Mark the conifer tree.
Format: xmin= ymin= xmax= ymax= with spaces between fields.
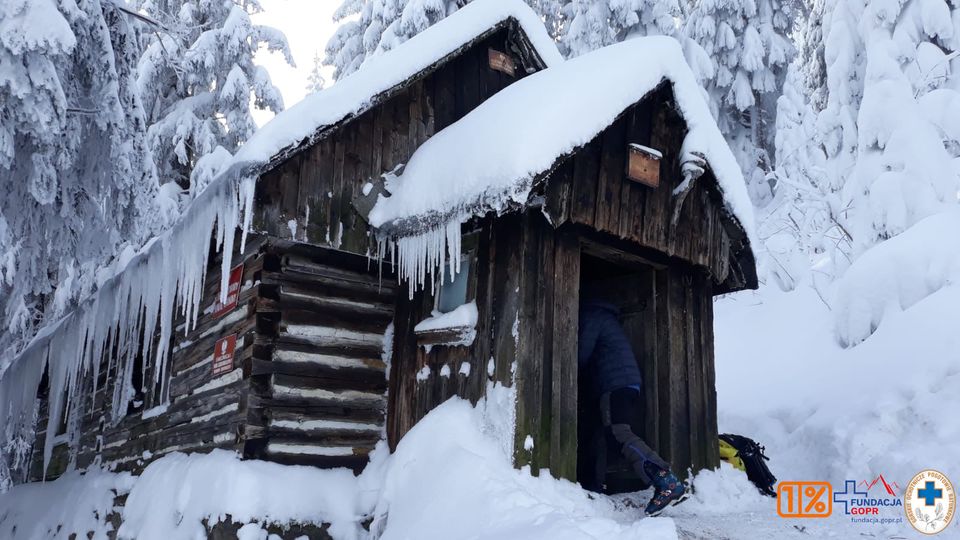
xmin=307 ymin=51 xmax=327 ymax=93
xmin=561 ymin=0 xmax=680 ymax=57
xmin=0 ymin=0 xmax=170 ymax=348
xmin=136 ymin=0 xmax=292 ymax=193
xmin=684 ymin=0 xmax=799 ymax=207
xmin=325 ymin=0 xmax=467 ymax=80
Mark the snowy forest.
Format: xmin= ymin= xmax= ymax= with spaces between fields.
xmin=0 ymin=0 xmax=958 ymax=537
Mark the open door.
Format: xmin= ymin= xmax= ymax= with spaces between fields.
xmin=576 ymin=251 xmax=659 ymax=494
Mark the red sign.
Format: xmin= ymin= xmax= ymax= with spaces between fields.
xmin=212 ymin=334 xmax=237 ymax=376
xmin=212 ymin=264 xmax=244 ymax=318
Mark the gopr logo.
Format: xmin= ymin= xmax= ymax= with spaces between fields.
xmin=905 ymin=469 xmax=956 ymax=535
xmin=833 ymin=479 xmax=903 ymax=517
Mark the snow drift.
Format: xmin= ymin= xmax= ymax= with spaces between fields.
xmin=833 ymin=209 xmax=960 ymax=346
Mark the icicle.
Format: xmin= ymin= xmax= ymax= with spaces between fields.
xmin=376 ymin=216 xmax=466 ymax=300
xmin=0 ymin=167 xmax=261 ymax=479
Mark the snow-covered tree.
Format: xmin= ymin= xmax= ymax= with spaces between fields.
xmin=0 ymin=0 xmax=172 ymax=349
xmin=325 ymin=0 xmax=468 ymax=80
xmin=684 ymin=0 xmax=800 ymax=207
xmin=837 ymin=0 xmax=959 ymax=254
xmin=307 ymin=50 xmax=326 ymax=93
xmin=561 ymin=0 xmax=681 ymax=57
xmin=770 ymin=0 xmax=960 ymax=272
xmin=760 ymin=0 xmax=960 ymax=346
xmin=136 ymin=0 xmax=292 ymax=193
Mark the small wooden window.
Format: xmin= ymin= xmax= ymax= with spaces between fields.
xmin=626 ymin=143 xmax=662 ymax=188
xmin=416 ymin=233 xmax=480 ymax=349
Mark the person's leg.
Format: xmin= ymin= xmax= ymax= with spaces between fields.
xmin=602 ymin=387 xmax=670 ymax=483
xmin=601 ymin=387 xmax=687 ymax=515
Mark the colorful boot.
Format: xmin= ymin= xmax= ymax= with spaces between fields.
xmin=644 ymin=467 xmax=688 ymax=516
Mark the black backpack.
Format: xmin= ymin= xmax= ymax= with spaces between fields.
xmin=719 ymin=433 xmax=777 ymax=497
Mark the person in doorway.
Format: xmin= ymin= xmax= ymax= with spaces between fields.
xmin=578 ymin=298 xmax=688 ymax=516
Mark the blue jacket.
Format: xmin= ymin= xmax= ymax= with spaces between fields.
xmin=578 ymin=300 xmax=642 ymax=395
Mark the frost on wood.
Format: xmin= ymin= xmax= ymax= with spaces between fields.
xmin=414 ymin=302 xmax=479 ymax=334
xmin=0 ymin=165 xmax=258 ymax=479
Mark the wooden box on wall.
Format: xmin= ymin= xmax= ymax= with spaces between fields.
xmin=626 ymin=143 xmax=662 ymax=188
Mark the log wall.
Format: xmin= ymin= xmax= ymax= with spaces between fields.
xmin=28 ymin=236 xmax=269 ymax=481
xmin=26 ymin=237 xmax=396 ymax=481
xmin=245 ymin=242 xmax=395 ymax=471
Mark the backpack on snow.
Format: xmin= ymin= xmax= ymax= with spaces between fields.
xmin=718 ymin=433 xmax=777 ymax=497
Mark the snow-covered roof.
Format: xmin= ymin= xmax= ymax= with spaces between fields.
xmin=367 ymin=36 xmax=756 ymax=244
xmin=233 ymin=0 xmax=563 ymax=167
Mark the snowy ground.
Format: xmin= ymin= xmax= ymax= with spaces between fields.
xmin=1 ymin=283 xmax=957 ymax=539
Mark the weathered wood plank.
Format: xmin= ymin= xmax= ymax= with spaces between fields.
xmin=701 ymin=275 xmax=720 ymax=469
xmin=686 ymin=273 xmax=705 ymax=473
xmin=514 ymin=213 xmax=552 ymax=474
xmin=666 ymin=272 xmax=691 ymax=477
xmin=594 ymin=116 xmax=627 ymax=234
xmin=569 ymin=139 xmax=602 ymax=227
xmin=549 ymin=228 xmax=579 ymax=481
xmin=490 ymin=214 xmax=522 ymax=387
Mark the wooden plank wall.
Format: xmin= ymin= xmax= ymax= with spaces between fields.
xmin=387 ymin=220 xmax=498 ymax=447
xmin=386 ymin=213 xmax=581 ymax=481
xmin=385 ymin=210 xmax=721 ymax=483
xmin=28 ymin=237 xmax=268 ymax=481
xmin=545 ymin=84 xmax=732 ymax=284
xmin=512 ymin=215 xmax=581 ymax=481
xmin=254 ymin=28 xmax=531 ymax=257
xmin=246 ymin=242 xmax=395 ymax=472
xmin=650 ymin=267 xmax=720 ymax=476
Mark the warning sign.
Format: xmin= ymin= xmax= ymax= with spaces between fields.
xmin=212 ymin=264 xmax=244 ymax=319
xmin=212 ymin=334 xmax=237 ymax=377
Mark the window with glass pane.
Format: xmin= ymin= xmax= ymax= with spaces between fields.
xmin=437 ymin=257 xmax=470 ymax=313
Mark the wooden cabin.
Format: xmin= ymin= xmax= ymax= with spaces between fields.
xmin=10 ymin=0 xmax=755 ymax=500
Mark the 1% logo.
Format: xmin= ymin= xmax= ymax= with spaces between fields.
xmin=777 ymin=482 xmax=833 ymax=518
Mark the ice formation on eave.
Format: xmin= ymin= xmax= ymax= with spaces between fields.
xmin=369 ymin=36 xmax=755 ymax=299
xmin=231 ymin=0 xmax=563 ymax=167
xmin=0 ymin=163 xmax=258 ymax=479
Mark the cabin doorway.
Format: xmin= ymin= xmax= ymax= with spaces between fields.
xmin=576 ymin=246 xmax=659 ymax=495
